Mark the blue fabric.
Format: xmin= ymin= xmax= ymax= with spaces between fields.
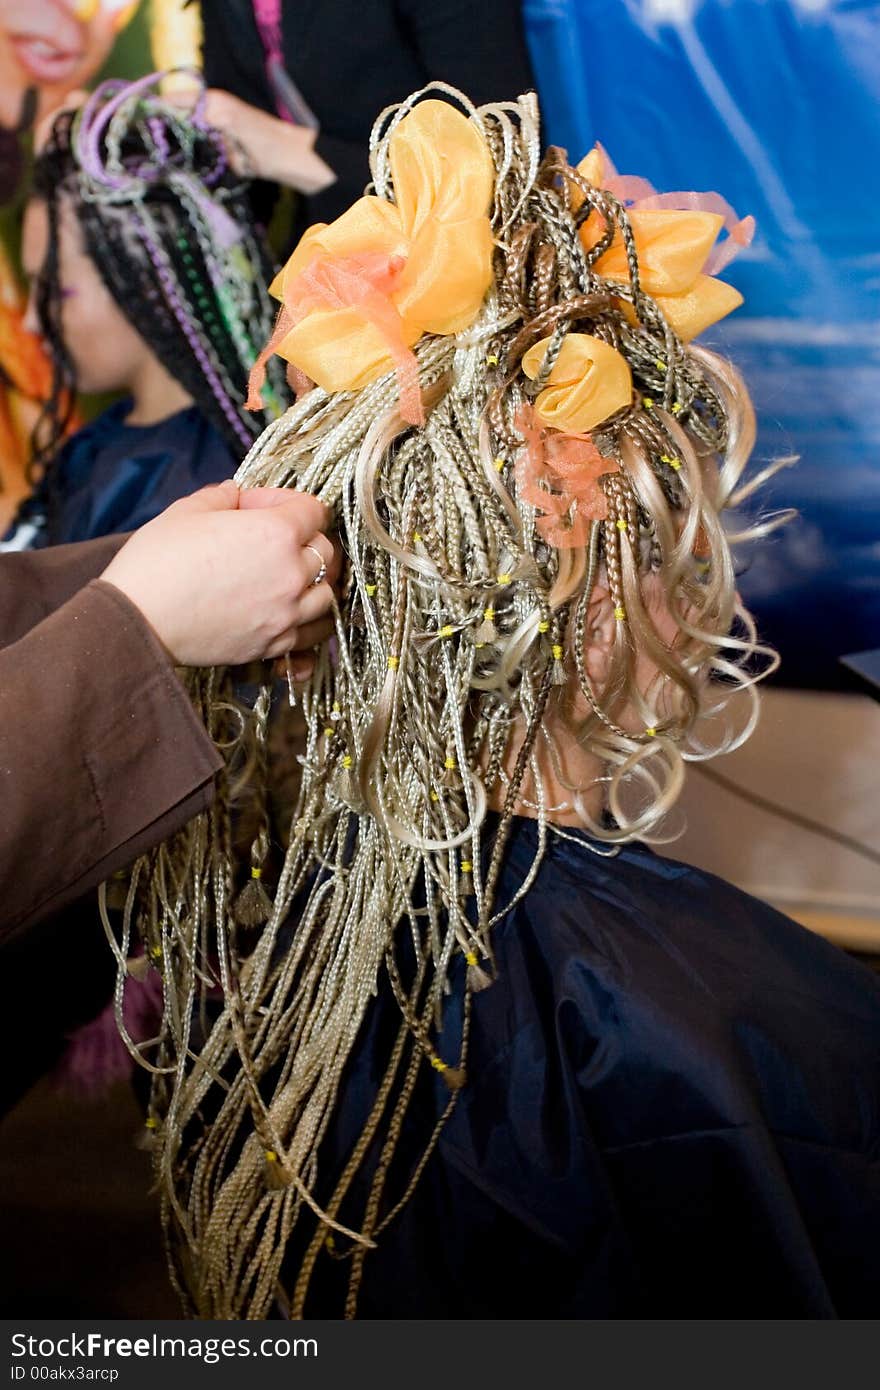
xmin=39 ymin=398 xmax=236 ymax=546
xmin=294 ymin=818 xmax=880 ymax=1316
xmin=522 ymin=0 xmax=880 ymax=688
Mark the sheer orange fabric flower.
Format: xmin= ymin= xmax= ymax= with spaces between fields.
xmin=574 ymin=145 xmax=752 ymax=341
xmin=515 ymin=404 xmax=618 ymax=549
xmin=247 ymin=100 xmax=494 ymax=423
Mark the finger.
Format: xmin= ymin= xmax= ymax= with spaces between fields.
xmin=288 ymin=615 xmax=335 ymax=651
xmin=265 ymin=631 xmax=320 ymax=663
xmin=291 ymin=579 xmax=335 ymax=625
xmin=303 ymin=532 xmax=345 ymax=589
xmin=202 ymin=89 xmax=238 ymax=119
xmin=264 ymin=610 xmax=336 ymax=661
xmin=272 ymin=490 xmax=333 ymax=541
xmin=301 ymin=532 xmax=333 ymax=583
xmin=267 ymin=618 xmax=335 ymax=667
xmin=271 ymin=617 xmax=334 ymax=680
xmin=273 ymin=652 xmax=315 ymax=680
xmin=275 ymin=651 xmax=316 ymax=683
xmin=237 ymin=485 xmax=303 ymax=510
xmin=240 ymin=487 xmax=333 ymax=539
xmin=170 ymin=479 xmax=240 ymax=514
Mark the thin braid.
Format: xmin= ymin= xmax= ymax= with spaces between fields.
xmin=138 ymin=213 xmax=253 ymax=450
xmin=28 ymin=113 xmax=78 ymax=482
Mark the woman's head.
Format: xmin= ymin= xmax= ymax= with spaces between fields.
xmin=240 ymin=93 xmax=775 ymax=842
xmin=130 ymin=89 xmax=785 ymax=1318
xmin=24 ymin=71 xmax=289 ymax=473
xmin=22 ymin=192 xmax=154 ymax=395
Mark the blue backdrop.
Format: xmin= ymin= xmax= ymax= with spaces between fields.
xmin=523 ymin=0 xmax=880 ymax=687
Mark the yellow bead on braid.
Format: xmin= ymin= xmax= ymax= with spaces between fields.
xmin=551 ymin=641 xmax=566 ymax=685
xmin=429 ymin=1054 xmax=466 ymax=1091
xmin=474 ymin=605 xmax=497 ymax=645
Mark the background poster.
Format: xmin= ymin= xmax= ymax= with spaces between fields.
xmin=525 ymin=0 xmax=880 ymax=687
xmin=3 ymin=1 xmax=877 ymax=687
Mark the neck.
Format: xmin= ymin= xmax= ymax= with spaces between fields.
xmin=125 ymin=353 xmax=195 ymax=426
xmin=484 ymin=688 xmax=608 ymax=829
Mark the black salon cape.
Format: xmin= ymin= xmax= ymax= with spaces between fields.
xmin=294 ymin=819 xmax=880 ymax=1318
xmin=14 ymin=399 xmax=235 ymax=548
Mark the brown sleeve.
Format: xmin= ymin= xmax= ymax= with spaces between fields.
xmin=0 ymin=534 xmax=127 ymax=649
xmin=0 ymin=578 xmax=223 ymax=944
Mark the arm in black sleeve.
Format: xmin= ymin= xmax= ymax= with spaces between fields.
xmin=200 ymin=0 xmax=275 ymax=113
xmin=396 ymin=0 xmax=537 ymax=107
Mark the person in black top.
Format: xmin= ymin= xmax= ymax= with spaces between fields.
xmin=198 ymin=0 xmax=537 ymax=236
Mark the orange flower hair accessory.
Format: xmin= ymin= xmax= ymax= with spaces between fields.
xmin=247 ymin=100 xmax=495 ymax=424
xmin=515 ymin=405 xmax=618 ymax=549
xmin=574 ymin=144 xmax=754 ymax=341
xmin=521 ymin=333 xmax=633 ymax=435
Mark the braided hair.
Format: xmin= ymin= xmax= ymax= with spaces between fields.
xmin=114 ymin=87 xmax=783 ymax=1318
xmin=29 ymin=71 xmax=288 ymax=480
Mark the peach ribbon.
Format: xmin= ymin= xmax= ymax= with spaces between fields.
xmin=247 ymin=99 xmax=494 ymax=423
xmin=247 ymin=249 xmax=424 ymax=421
xmin=574 ymin=145 xmax=754 ymax=340
xmin=515 ymin=405 xmax=618 ymax=550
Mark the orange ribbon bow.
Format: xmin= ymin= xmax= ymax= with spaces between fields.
xmin=521 ymin=333 xmax=633 ymax=435
xmin=574 ymin=145 xmax=754 ymax=340
xmin=247 ymin=100 xmax=495 ymax=424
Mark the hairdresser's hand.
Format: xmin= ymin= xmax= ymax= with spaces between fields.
xmin=170 ymin=88 xmax=336 ymax=194
xmin=100 ymin=480 xmax=339 ymax=667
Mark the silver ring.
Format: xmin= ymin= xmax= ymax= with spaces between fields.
xmin=304 ymin=543 xmax=327 ymax=587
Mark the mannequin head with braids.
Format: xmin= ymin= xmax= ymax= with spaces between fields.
xmin=118 ymin=87 xmax=786 ymax=1318
xmin=21 ymin=70 xmax=289 ymax=480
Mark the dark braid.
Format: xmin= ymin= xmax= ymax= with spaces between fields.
xmin=29 ymin=112 xmax=79 ymax=484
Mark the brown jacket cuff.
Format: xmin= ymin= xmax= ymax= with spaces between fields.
xmin=0 ymin=579 xmax=222 ymax=941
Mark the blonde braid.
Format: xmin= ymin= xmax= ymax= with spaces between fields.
xmin=117 ymin=88 xmax=782 ymax=1318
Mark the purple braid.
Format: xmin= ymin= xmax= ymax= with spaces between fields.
xmin=202 ymin=134 xmax=228 ymax=189
xmin=78 ymin=73 xmax=162 ymax=187
xmin=77 ymin=71 xmax=215 ymax=191
xmin=148 ymin=115 xmax=171 ymax=167
xmin=139 ymin=216 xmax=253 ymax=451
